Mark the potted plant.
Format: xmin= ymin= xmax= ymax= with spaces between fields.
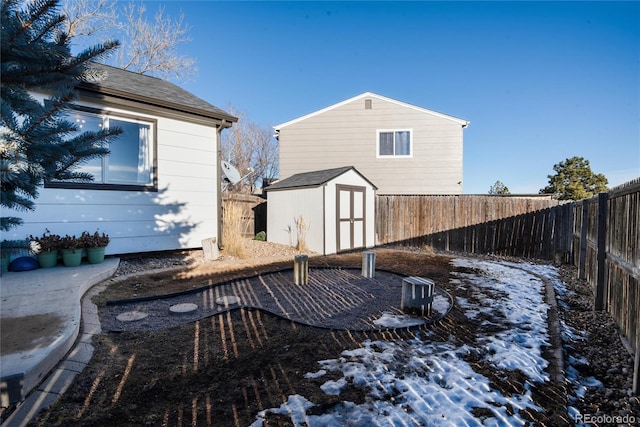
xmin=29 ymin=230 xmax=62 ymax=268
xmin=59 ymin=234 xmax=83 ymax=267
xmin=79 ymin=231 xmax=110 ymax=264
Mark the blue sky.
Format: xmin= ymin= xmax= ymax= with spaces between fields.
xmin=131 ymin=1 xmax=638 ymax=194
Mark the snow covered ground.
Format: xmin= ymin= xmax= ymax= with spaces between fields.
xmin=251 ymin=257 xmax=569 ymax=426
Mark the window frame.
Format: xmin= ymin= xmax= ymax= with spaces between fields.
xmin=45 ymin=105 xmax=158 ymax=192
xmin=376 ymin=129 xmax=413 ymax=158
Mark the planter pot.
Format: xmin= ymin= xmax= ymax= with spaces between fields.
xmin=86 ymin=247 xmax=106 ymax=264
xmin=61 ymin=248 xmax=83 ymax=267
xmin=37 ymin=250 xmax=59 ymax=268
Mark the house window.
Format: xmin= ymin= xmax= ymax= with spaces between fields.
xmin=377 ymin=129 xmax=412 ymax=157
xmin=47 ymin=106 xmax=157 ymax=191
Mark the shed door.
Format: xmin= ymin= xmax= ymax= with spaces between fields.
xmin=336 ymin=185 xmax=366 ymax=252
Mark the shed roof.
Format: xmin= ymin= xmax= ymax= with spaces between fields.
xmin=265 ymin=166 xmax=377 ymax=191
xmin=274 ymin=92 xmax=469 ymax=131
xmin=78 ymin=63 xmax=237 ymax=123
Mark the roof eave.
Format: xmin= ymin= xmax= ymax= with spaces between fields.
xmin=264 ymin=183 xmax=322 ymax=192
xmin=79 ymin=83 xmax=238 ymax=123
xmin=274 ymin=91 xmax=468 ymax=130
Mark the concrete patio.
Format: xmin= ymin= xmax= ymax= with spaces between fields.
xmin=0 ymin=259 xmax=119 ymax=426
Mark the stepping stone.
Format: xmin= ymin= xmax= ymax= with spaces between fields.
xmin=215 ymin=295 xmax=239 ymax=307
xmin=117 ymin=311 xmax=148 ymax=322
xmin=169 ymin=303 xmax=198 ymax=314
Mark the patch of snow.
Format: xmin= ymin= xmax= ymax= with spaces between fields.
xmin=252 ymin=257 xmax=563 ymax=426
xmin=451 ymin=258 xmax=551 ymax=383
xmin=455 ymin=296 xmax=482 ymax=320
xmin=432 ymin=293 xmax=450 ymax=315
xmin=372 ymin=312 xmax=424 ymax=328
xmin=304 ymin=369 xmax=326 ymax=379
xmin=560 ymin=319 xmax=587 ymax=342
xmin=320 ymin=378 xmax=346 ymax=395
xmin=250 ymin=394 xmax=314 ymax=427
xmin=566 ymin=365 xmax=603 ymax=398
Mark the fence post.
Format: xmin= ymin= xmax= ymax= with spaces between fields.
xmin=594 ymin=193 xmax=608 ymax=311
xmin=578 ymin=202 xmax=588 ymax=279
xmin=634 ymin=322 xmax=640 ymax=395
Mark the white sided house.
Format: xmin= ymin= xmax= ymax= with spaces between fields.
xmin=275 ymin=92 xmax=469 ymax=195
xmin=265 ymin=166 xmax=377 ymax=255
xmin=3 ymin=63 xmax=237 ymax=255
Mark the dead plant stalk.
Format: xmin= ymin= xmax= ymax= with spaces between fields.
xmin=294 ymin=215 xmax=310 ymax=251
xmin=222 ymin=201 xmax=248 ymax=257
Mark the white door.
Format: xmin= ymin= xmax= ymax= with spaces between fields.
xmin=336 ymin=185 xmax=366 ymax=252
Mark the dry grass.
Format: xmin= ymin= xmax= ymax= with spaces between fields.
xmin=222 ymin=201 xmax=247 ymax=257
xmin=294 ymin=215 xmax=310 ymax=251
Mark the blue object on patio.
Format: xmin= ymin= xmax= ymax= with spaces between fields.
xmin=9 ymin=256 xmax=39 ymax=272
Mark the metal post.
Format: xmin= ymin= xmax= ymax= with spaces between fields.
xmin=293 ymin=255 xmax=308 ymax=285
xmin=362 ymin=251 xmax=376 ymax=278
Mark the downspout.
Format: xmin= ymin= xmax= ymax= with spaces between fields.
xmin=217 ymin=119 xmax=232 ymax=250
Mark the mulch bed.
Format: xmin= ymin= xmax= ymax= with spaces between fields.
xmin=100 ymin=268 xmax=451 ymax=332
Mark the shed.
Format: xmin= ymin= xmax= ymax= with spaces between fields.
xmin=265 ymin=166 xmax=377 ymax=255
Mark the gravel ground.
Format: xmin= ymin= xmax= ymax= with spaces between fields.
xmin=114 ymin=239 xmax=307 ymax=277
xmin=111 ymin=241 xmax=640 ymax=422
xmin=555 ymin=264 xmax=640 ymax=423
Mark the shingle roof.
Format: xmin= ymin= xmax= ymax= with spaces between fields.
xmin=79 ymin=63 xmax=237 ymax=122
xmin=265 ymin=166 xmax=377 ymax=191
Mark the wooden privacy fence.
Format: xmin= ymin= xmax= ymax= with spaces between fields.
xmin=375 ymin=195 xmax=571 ymax=259
xmin=375 ymin=183 xmax=640 ymax=389
xmin=572 ymin=180 xmax=640 ymax=372
xmin=222 ymin=193 xmax=266 ymax=238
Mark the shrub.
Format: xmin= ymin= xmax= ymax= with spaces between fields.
xmin=254 ymin=231 xmax=266 ymax=241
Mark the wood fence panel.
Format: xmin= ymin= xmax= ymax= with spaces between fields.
xmin=603 ymin=183 xmax=640 ymax=346
xmin=222 ymin=193 xmax=266 ymax=238
xmin=568 ymin=179 xmax=640 ymax=390
xmin=374 ymin=183 xmax=640 ymax=385
xmin=375 ymin=195 xmax=567 ymax=259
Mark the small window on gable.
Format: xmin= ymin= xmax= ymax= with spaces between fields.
xmin=377 ymin=129 xmax=412 ymax=158
xmin=46 ymin=106 xmax=157 ymax=191
xmin=365 ymin=99 xmax=372 ymax=110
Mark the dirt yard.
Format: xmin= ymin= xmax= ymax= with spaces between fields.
xmin=23 ymin=244 xmax=636 ymax=426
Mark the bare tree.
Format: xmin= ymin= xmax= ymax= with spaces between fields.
xmin=61 ymin=0 xmax=118 ymax=38
xmin=61 ymin=0 xmax=197 ymax=82
xmin=222 ymin=105 xmax=279 ymax=194
xmin=115 ymin=3 xmax=196 ymax=80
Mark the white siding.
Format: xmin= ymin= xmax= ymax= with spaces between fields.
xmin=2 ymin=101 xmax=220 ymax=255
xmin=266 ymin=187 xmax=325 ymax=254
xmin=278 ymin=95 xmax=465 ymax=195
